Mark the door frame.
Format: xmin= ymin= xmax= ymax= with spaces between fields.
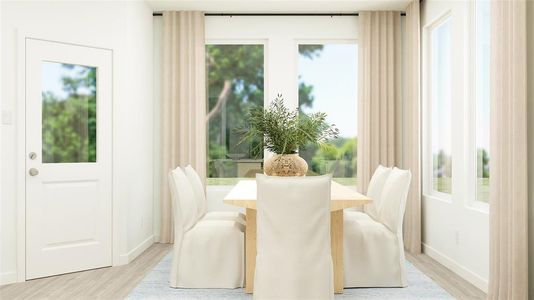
xmin=15 ymin=30 xmax=120 ymax=282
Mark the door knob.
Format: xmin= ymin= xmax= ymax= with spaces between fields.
xmin=29 ymin=168 xmax=39 ymax=176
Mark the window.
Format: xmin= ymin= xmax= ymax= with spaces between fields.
xmin=204 ymin=16 xmax=358 ymax=186
xmin=206 ymin=45 xmax=264 ymax=185
xmin=430 ymin=18 xmax=452 ymax=194
xmin=475 ymin=0 xmax=490 ymax=203
xmin=298 ymin=44 xmax=358 ymax=186
xmin=42 ymin=62 xmax=97 ymax=163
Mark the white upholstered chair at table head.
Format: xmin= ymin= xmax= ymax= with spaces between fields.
xmin=363 ymin=165 xmax=392 ymax=219
xmin=168 ymin=167 xmax=245 ymax=288
xmin=254 ymin=174 xmax=334 ymax=300
xmin=344 ymin=166 xmax=412 ymax=288
xmin=184 ymin=165 xmax=245 ymax=225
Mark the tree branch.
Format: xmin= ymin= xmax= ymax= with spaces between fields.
xmin=206 ymin=79 xmax=232 ymax=122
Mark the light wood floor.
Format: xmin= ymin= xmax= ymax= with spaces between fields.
xmin=1 ymin=244 xmax=485 ymax=300
xmin=0 ymin=244 xmax=172 ymax=300
xmin=406 ymin=252 xmax=487 ymax=300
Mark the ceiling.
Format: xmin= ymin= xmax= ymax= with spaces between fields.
xmin=146 ymin=0 xmax=412 ymax=13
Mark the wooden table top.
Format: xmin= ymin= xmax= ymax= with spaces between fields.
xmin=223 ymin=179 xmax=372 ymax=211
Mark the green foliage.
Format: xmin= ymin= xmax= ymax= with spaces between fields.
xmin=433 ymin=149 xmax=452 ymax=193
xmin=307 ymin=137 xmax=357 ymax=177
xmin=206 ymin=45 xmax=266 ymax=178
xmin=237 ymin=94 xmax=339 ymax=155
xmin=298 ymin=45 xmax=324 ymax=59
xmin=295 ymin=44 xmax=358 ymax=180
xmin=42 ymin=64 xmax=96 ymax=163
xmin=206 ymin=45 xmax=264 ymax=167
xmin=434 ymin=149 xmax=489 ymax=197
xmin=433 ymin=149 xmax=452 ymax=178
xmin=206 ymin=44 xmax=327 ymax=179
xmin=297 ymin=45 xmax=324 ymax=112
xmin=477 ymin=148 xmax=490 ymax=178
xmin=298 ymin=81 xmax=315 ymax=112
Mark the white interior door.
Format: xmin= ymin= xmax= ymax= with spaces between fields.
xmin=25 ymin=38 xmax=112 ymax=280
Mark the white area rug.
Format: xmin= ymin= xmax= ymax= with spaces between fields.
xmin=128 ymin=253 xmax=453 ymax=299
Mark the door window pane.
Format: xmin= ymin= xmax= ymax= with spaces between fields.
xmin=206 ymin=45 xmax=264 ymax=185
xmin=42 ymin=62 xmax=97 ymax=163
xmin=298 ymin=44 xmax=358 ymax=186
xmin=475 ymin=0 xmax=490 ymax=202
xmin=431 ymin=19 xmax=452 ymax=194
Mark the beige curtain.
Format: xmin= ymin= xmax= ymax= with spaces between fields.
xmin=489 ymin=0 xmax=529 ymax=298
xmin=160 ymin=11 xmax=207 ymax=243
xmin=402 ymin=0 xmax=422 ymax=254
xmin=357 ymin=11 xmax=402 ymax=193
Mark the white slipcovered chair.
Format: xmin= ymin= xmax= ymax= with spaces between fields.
xmin=344 ymin=166 xmax=412 ymax=288
xmin=254 ymin=174 xmax=334 ymax=300
xmin=184 ymin=165 xmax=246 ymax=225
xmin=169 ymin=167 xmax=245 ymax=288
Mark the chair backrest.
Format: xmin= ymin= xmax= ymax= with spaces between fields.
xmin=184 ymin=165 xmax=207 ymax=219
xmin=168 ymin=167 xmax=199 ymax=234
xmin=377 ymin=167 xmax=412 ymax=234
xmin=254 ymin=174 xmax=333 ymax=300
xmin=364 ymin=165 xmax=392 ymax=220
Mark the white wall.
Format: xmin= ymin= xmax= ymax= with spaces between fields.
xmin=527 ymin=0 xmax=534 ymax=297
xmin=1 ymin=0 xmax=154 ymax=284
xmin=147 ymin=0 xmax=412 ymax=12
xmin=122 ymin=0 xmax=155 ymax=259
xmin=153 ymin=16 xmax=163 ymax=241
xmin=421 ymin=0 xmax=488 ymax=292
xmin=152 ymin=15 xmax=360 ymax=223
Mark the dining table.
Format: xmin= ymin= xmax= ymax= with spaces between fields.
xmin=223 ymin=179 xmax=372 ymax=294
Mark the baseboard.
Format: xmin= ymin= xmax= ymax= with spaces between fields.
xmin=422 ymin=243 xmax=488 ymax=292
xmin=2 ymin=237 xmax=155 ymax=284
xmin=118 ymin=235 xmax=154 ymax=265
xmin=0 ymin=271 xmax=18 ymax=286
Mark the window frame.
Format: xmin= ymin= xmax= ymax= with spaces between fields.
xmin=204 ymin=16 xmax=359 ymax=185
xmin=204 ymin=42 xmax=267 ymax=184
xmin=467 ymin=0 xmax=490 ymax=211
xmin=423 ymin=11 xmax=454 ymax=202
xmin=423 ymin=6 xmax=490 ymax=214
xmin=295 ymin=40 xmax=359 ymax=184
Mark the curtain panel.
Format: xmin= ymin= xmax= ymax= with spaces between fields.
xmin=357 ymin=7 xmax=421 ymax=254
xmin=357 ymin=11 xmax=402 ymax=195
xmin=160 ymin=11 xmax=207 ymax=243
xmin=489 ymin=0 xmax=529 ymax=298
xmin=402 ymin=0 xmax=422 ymax=254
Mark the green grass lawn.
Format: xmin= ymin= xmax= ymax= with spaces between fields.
xmin=476 ymin=178 xmax=489 ymax=203
xmin=433 ymin=177 xmax=489 ymax=203
xmin=207 ymin=178 xmax=243 ymax=185
xmin=209 ymin=176 xmax=489 ymax=203
xmin=433 ymin=176 xmax=451 ymax=194
xmin=208 ymin=176 xmax=358 ymax=187
xmin=333 ymin=177 xmax=358 ymax=187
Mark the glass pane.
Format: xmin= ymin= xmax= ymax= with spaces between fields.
xmin=42 ymin=62 xmax=97 ymax=163
xmin=431 ymin=19 xmax=452 ymax=194
xmin=475 ymin=0 xmax=490 ymax=202
xmin=298 ymin=44 xmax=358 ymax=187
xmin=206 ymin=45 xmax=264 ymax=185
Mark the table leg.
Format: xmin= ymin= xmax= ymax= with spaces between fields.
xmin=331 ymin=210 xmax=344 ymax=293
xmin=245 ymin=208 xmax=257 ymax=294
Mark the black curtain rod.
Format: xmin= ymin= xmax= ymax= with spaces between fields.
xmin=152 ymin=12 xmax=407 ymax=17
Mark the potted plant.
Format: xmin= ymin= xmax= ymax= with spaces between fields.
xmin=237 ymin=94 xmax=339 ymax=176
